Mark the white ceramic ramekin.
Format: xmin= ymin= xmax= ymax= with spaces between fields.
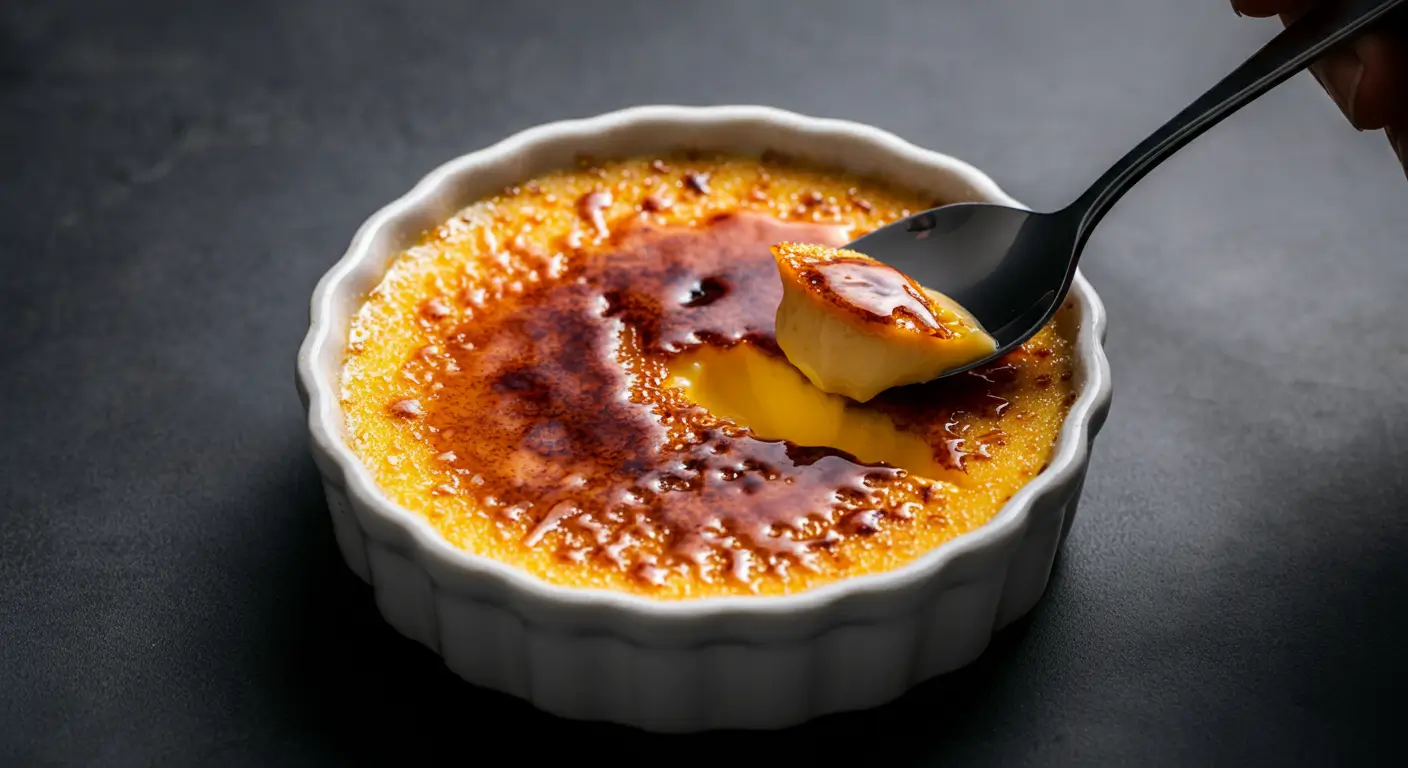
xmin=295 ymin=106 xmax=1113 ymax=732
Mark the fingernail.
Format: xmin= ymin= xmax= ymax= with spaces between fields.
xmin=1311 ymin=47 xmax=1365 ymax=127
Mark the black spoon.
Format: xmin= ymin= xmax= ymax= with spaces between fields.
xmin=848 ymin=0 xmax=1405 ymax=377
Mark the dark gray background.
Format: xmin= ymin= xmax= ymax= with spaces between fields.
xmin=4 ymin=0 xmax=1406 ymax=764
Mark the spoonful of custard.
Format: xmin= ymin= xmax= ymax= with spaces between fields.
xmin=773 ymin=242 xmax=996 ymax=402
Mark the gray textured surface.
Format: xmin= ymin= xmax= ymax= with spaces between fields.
xmin=3 ymin=0 xmax=1406 ymax=764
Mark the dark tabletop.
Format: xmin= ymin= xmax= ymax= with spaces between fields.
xmin=4 ymin=0 xmax=1407 ymax=764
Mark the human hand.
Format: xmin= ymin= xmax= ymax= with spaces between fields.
xmin=1233 ymin=0 xmax=1408 ymax=172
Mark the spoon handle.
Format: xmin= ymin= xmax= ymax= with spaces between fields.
xmin=1068 ymin=0 xmax=1406 ymax=240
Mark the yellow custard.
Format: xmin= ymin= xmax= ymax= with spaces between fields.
xmin=772 ymin=242 xmax=997 ymax=402
xmin=340 ymin=153 xmax=1079 ymax=599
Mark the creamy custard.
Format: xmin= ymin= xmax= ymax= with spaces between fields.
xmin=340 ymin=153 xmax=1078 ymax=599
xmin=772 ymin=242 xmax=998 ymax=402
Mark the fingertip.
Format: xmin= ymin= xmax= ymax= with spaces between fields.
xmin=1344 ymin=33 xmax=1408 ymax=130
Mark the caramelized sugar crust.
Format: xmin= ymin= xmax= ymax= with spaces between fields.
xmin=774 ymin=242 xmax=954 ymax=337
xmin=340 ymin=154 xmax=1078 ymax=598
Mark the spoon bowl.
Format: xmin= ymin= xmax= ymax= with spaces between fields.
xmin=847 ymin=203 xmax=1072 ymax=376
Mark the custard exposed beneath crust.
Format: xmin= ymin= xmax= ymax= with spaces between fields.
xmin=772 ymin=243 xmax=997 ymax=402
xmin=340 ymin=154 xmax=1078 ymax=599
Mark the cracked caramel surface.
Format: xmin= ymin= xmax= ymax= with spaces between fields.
xmin=776 ymin=243 xmax=960 ymax=338
xmin=340 ymin=153 xmax=1078 ymax=598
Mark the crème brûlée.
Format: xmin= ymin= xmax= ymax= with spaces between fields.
xmin=340 ymin=153 xmax=1080 ymax=599
xmin=772 ymin=242 xmax=998 ymax=402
